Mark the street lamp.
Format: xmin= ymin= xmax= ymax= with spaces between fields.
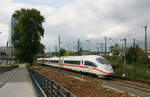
xmin=121 ymin=38 xmax=127 ymax=77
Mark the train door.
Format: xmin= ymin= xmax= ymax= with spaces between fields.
xmin=82 ymin=59 xmax=89 ymax=73
xmin=78 ymin=58 xmax=83 ymax=72
xmin=61 ymin=57 xmax=64 ymax=69
xmin=85 ymin=61 xmax=92 ymax=73
xmin=84 ymin=61 xmax=97 ymax=74
xmin=59 ymin=57 xmax=63 ymax=68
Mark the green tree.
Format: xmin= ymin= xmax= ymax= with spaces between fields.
xmin=64 ymin=51 xmax=74 ymax=56
xmin=59 ymin=48 xmax=66 ymax=56
xmin=110 ymin=44 xmax=122 ymax=55
xmin=126 ymin=45 xmax=147 ymax=64
xmin=12 ymin=8 xmax=45 ymax=65
xmin=126 ymin=46 xmax=136 ymax=63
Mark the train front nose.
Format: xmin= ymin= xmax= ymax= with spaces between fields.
xmin=109 ymin=69 xmax=114 ymax=75
xmin=95 ymin=66 xmax=113 ymax=77
xmin=104 ymin=65 xmax=114 ymax=75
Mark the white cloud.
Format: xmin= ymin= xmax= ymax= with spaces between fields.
xmin=0 ymin=0 xmax=150 ymax=50
xmin=0 ymin=24 xmax=9 ymax=46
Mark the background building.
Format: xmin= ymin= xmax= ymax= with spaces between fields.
xmin=2 ymin=17 xmax=17 ymax=57
xmin=8 ymin=17 xmax=17 ymax=48
xmin=0 ymin=47 xmax=7 ymax=58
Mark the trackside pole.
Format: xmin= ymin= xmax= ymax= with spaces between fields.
xmin=122 ymin=38 xmax=127 ymax=77
xmin=58 ymin=35 xmax=61 ymax=70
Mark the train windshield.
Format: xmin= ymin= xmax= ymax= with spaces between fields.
xmin=96 ymin=58 xmax=110 ymax=65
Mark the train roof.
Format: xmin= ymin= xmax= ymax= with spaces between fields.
xmin=62 ymin=55 xmax=102 ymax=58
xmin=53 ymin=55 xmax=103 ymax=60
xmin=38 ymin=55 xmax=104 ymax=60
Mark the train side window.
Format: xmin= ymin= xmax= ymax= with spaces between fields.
xmin=55 ymin=60 xmax=58 ymax=63
xmin=84 ymin=61 xmax=97 ymax=67
xmin=64 ymin=60 xmax=80 ymax=65
xmin=96 ymin=58 xmax=110 ymax=65
xmin=45 ymin=60 xmax=48 ymax=62
xmin=50 ymin=60 xmax=58 ymax=63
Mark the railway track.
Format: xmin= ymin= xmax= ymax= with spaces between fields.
xmin=112 ymin=75 xmax=150 ymax=85
xmin=37 ymin=64 xmax=150 ymax=93
xmin=103 ymin=76 xmax=150 ymax=93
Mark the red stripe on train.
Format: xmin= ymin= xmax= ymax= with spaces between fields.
xmin=44 ymin=62 xmax=88 ymax=68
xmin=63 ymin=64 xmax=88 ymax=68
xmin=92 ymin=68 xmax=113 ymax=74
xmin=43 ymin=62 xmax=112 ymax=74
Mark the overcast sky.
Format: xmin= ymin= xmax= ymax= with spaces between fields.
xmin=0 ymin=0 xmax=150 ymax=52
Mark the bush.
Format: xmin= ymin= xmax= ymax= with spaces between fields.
xmin=126 ymin=47 xmax=136 ymax=63
xmin=136 ymin=54 xmax=150 ymax=65
xmin=125 ymin=45 xmax=148 ymax=64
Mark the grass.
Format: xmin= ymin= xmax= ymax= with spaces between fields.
xmin=0 ymin=66 xmax=18 ymax=73
xmin=106 ymin=56 xmax=150 ymax=80
xmin=13 ymin=63 xmax=22 ymax=66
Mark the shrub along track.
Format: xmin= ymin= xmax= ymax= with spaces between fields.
xmin=35 ymin=64 xmax=150 ymax=95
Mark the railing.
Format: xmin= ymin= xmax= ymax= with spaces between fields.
xmin=27 ymin=66 xmax=76 ymax=97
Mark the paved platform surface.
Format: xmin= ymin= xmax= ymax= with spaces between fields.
xmin=0 ymin=65 xmax=36 ymax=97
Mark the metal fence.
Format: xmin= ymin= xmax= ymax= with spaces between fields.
xmin=27 ymin=67 xmax=76 ymax=97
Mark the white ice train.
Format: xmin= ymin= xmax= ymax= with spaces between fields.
xmin=37 ymin=55 xmax=114 ymax=77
